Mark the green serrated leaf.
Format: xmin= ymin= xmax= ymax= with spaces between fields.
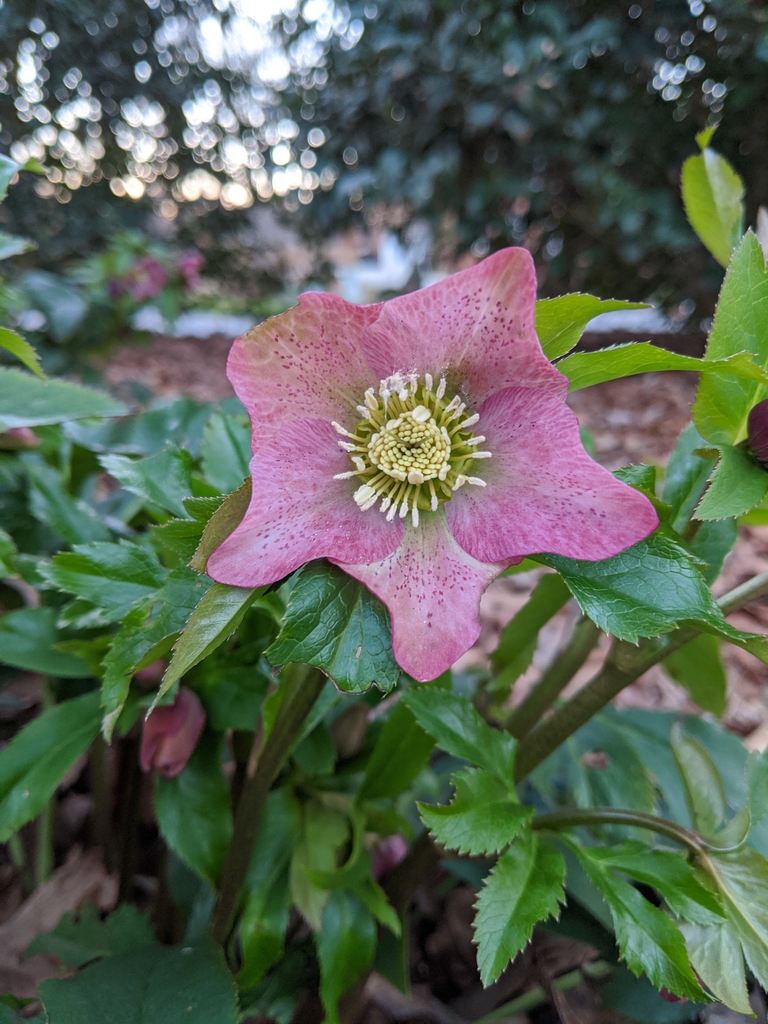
xmin=558 ymin=343 xmax=768 ymax=393
xmin=572 ymin=844 xmax=707 ymax=1002
xmin=63 ymin=397 xmax=210 ymax=457
xmin=190 ymin=480 xmax=251 ymax=573
xmin=0 ymin=691 xmax=100 ymax=841
xmin=548 ymin=532 xmax=733 ymax=643
xmin=695 ymin=443 xmax=768 ymax=520
xmin=267 ymin=561 xmax=399 ymax=695
xmin=663 ymin=634 xmax=727 ymax=717
xmin=663 ymin=423 xmax=715 ymax=531
xmin=23 ymin=454 xmax=111 ymax=546
xmin=682 ymin=144 xmax=744 ymax=267
xmin=100 ymin=448 xmax=193 ymax=519
xmin=535 ymin=295 xmax=648 ymax=361
xmin=681 ymin=920 xmax=753 ymax=1016
xmin=701 ymin=844 xmax=768 ymax=992
xmin=155 ymin=583 xmax=263 ymax=712
xmin=0 ymin=328 xmax=44 ymax=379
xmin=27 ymin=904 xmax=153 ymax=966
xmin=403 ymin=688 xmax=517 ymax=789
xmin=693 ymin=232 xmax=768 ymax=446
xmin=418 ymin=768 xmax=532 ymax=855
xmin=37 ymin=939 xmax=238 ymax=1024
xmin=39 ymin=541 xmax=167 ymax=622
xmin=290 ymin=801 xmax=350 ymax=931
xmin=154 ymin=732 xmax=232 ymax=887
xmin=672 ymin=725 xmax=727 ymax=838
xmin=474 ymin=831 xmax=565 ymax=985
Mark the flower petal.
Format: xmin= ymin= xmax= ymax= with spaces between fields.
xmin=207 ymin=418 xmax=403 ymax=586
xmin=227 ymin=292 xmax=382 ymax=452
xmin=446 ymin=387 xmax=659 ymax=563
xmin=334 ymin=512 xmax=511 ymax=681
xmin=361 ymin=247 xmax=565 ymax=407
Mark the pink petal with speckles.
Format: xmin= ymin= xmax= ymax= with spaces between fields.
xmin=207 ymin=418 xmax=403 ymax=587
xmin=446 ymin=387 xmax=659 ymax=563
xmin=360 ymin=248 xmax=565 ymax=408
xmin=334 ymin=512 xmax=513 ymax=681
xmin=227 ymin=292 xmax=383 ymax=453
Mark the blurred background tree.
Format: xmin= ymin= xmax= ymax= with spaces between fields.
xmin=1 ymin=0 xmax=767 ymax=307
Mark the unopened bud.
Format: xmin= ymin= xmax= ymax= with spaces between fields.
xmin=659 ymin=989 xmax=688 ymax=1004
xmin=748 ymin=398 xmax=768 ymax=468
xmin=140 ymin=687 xmax=205 ymax=779
xmin=371 ymin=834 xmax=408 ymax=883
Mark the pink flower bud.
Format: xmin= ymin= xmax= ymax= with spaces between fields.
xmin=371 ymin=834 xmax=408 ymax=883
xmin=177 ymin=250 xmax=204 ymax=291
xmin=748 ymin=398 xmax=768 ymax=468
xmin=0 ymin=427 xmax=40 ymax=449
xmin=140 ymin=687 xmax=205 ymax=779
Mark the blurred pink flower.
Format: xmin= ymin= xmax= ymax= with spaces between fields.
xmin=659 ymin=989 xmax=688 ymax=1004
xmin=140 ymin=687 xmax=205 ymax=779
xmin=207 ymin=248 xmax=658 ymax=681
xmin=178 ymin=250 xmax=204 ymax=291
xmin=110 ymin=256 xmax=168 ymax=302
xmin=371 ymin=834 xmax=408 ymax=883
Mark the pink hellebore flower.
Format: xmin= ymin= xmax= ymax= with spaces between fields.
xmin=177 ymin=250 xmax=205 ymax=291
xmin=124 ymin=256 xmax=168 ymax=302
xmin=140 ymin=687 xmax=205 ymax=779
xmin=207 ymin=248 xmax=658 ymax=681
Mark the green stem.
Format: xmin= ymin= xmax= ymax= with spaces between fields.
xmin=531 ymin=806 xmax=705 ymax=855
xmin=474 ymin=968 xmax=583 ymax=1023
xmin=507 ymin=618 xmax=601 ymax=739
xmin=513 ymin=567 xmax=768 ymax=782
xmin=7 ymin=833 xmax=24 ymax=871
xmin=211 ymin=664 xmax=326 ymax=947
xmin=88 ymin=735 xmax=115 ymax=874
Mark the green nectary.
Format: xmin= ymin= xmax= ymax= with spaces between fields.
xmin=332 ymin=372 xmax=491 ymax=526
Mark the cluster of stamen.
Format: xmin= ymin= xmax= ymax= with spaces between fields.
xmin=332 ymin=372 xmax=491 ymax=527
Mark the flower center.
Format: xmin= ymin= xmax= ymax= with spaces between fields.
xmin=332 ymin=373 xmax=491 ymax=526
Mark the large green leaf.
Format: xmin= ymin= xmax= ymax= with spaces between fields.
xmin=701 ymin=844 xmax=768 ymax=992
xmin=20 ymin=270 xmax=88 ymax=344
xmin=290 ymin=800 xmax=350 ymax=931
xmin=0 ymin=327 xmax=43 ymax=379
xmin=358 ymin=701 xmax=434 ymax=801
xmin=693 ymin=231 xmax=768 ymax=446
xmin=0 ymin=607 xmax=91 ymax=677
xmin=403 ymin=688 xmax=517 ymax=789
xmin=64 ymin=398 xmax=211 ymax=457
xmin=267 ymin=561 xmax=399 ymax=695
xmin=695 ymin=443 xmax=768 ymax=520
xmin=548 ymin=532 xmax=743 ymax=643
xmin=101 ymin=567 xmax=211 ymax=739
xmin=681 ymin=136 xmax=744 ymax=268
xmin=662 ymin=634 xmax=726 ymax=717
xmin=535 ymin=295 xmax=648 ymax=361
xmin=189 ymin=481 xmax=251 ymax=573
xmin=316 ymin=891 xmax=376 ymax=1024
xmin=490 ymin=573 xmax=570 ymax=691
xmin=663 ymin=423 xmax=714 ymax=531
xmin=557 ymin=343 xmax=768 ymax=392
xmin=38 ymin=939 xmax=238 ymax=1024
xmin=671 ymin=725 xmax=727 ymax=838
xmin=100 ymin=449 xmax=194 ymax=519
xmin=154 ymin=583 xmax=263 ymax=711
xmin=239 ymin=789 xmax=299 ymax=988
xmin=23 ymin=455 xmax=111 ymax=546
xmin=0 ymin=691 xmax=101 ymax=841
xmin=474 ymin=830 xmax=565 ymax=985
xmin=572 ymin=845 xmax=707 ymax=1002
xmin=200 ymin=411 xmax=251 ymax=494
xmin=40 ymin=541 xmax=167 ymax=622
xmin=418 ymin=768 xmax=532 ymax=855
xmin=27 ymin=904 xmax=153 ymax=966
xmin=681 ymin=920 xmax=752 ymax=1015
xmin=0 ymin=368 xmax=125 ymax=430
xmin=154 ymin=732 xmax=233 ymax=887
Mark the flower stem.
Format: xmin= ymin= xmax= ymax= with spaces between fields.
xmin=531 ymin=806 xmax=705 ymax=855
xmin=211 ymin=663 xmax=326 ymax=947
xmin=506 ymin=617 xmax=601 ymax=739
xmin=514 ymin=568 xmax=768 ymax=782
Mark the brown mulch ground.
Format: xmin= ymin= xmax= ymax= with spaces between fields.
xmin=20 ymin=337 xmax=764 ymax=1024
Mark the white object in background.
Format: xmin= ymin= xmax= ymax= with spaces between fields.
xmin=584 ymin=307 xmax=681 ymax=334
xmin=172 ymin=310 xmax=256 ymax=338
xmin=336 ymin=232 xmax=415 ymax=304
